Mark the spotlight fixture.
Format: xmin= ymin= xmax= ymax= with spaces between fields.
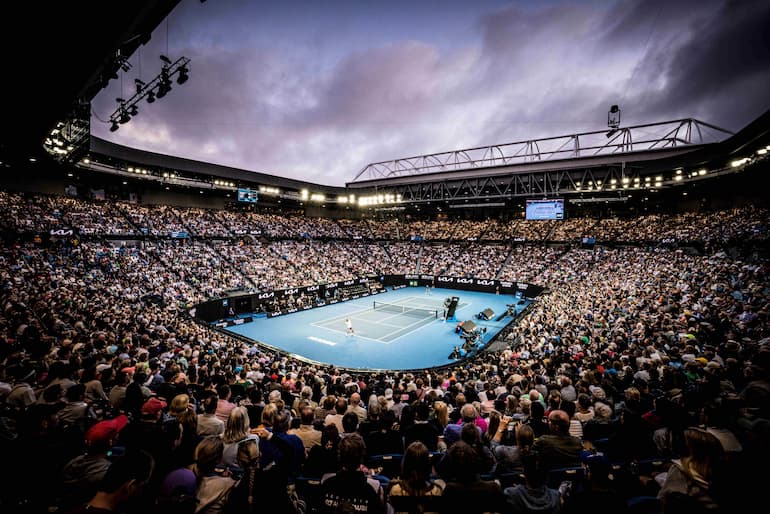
xmin=606 ymin=104 xmax=621 ymax=137
xmin=108 ymin=55 xmax=190 ymax=130
xmin=118 ymin=108 xmax=131 ymax=124
xmin=176 ymin=64 xmax=189 ymax=84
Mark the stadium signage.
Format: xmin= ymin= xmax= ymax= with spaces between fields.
xmin=405 ymin=274 xmax=419 ymax=280
xmin=420 ymin=274 xmax=434 ymax=280
xmin=326 ymin=282 xmax=338 ymax=288
xmin=517 ymin=283 xmax=528 ymax=289
xmin=285 ymin=288 xmax=300 ymax=295
xmin=258 ymin=292 xmax=274 ymax=299
xmin=437 ymin=277 xmax=454 ymax=283
xmin=343 ymin=279 xmax=356 ymax=286
xmin=306 ymin=285 xmax=320 ymax=292
xmin=50 ymin=228 xmax=75 ymax=236
xmin=457 ymin=278 xmax=473 ymax=284
xmin=500 ymin=281 xmax=513 ymax=288
xmin=476 ymin=279 xmax=494 ymax=286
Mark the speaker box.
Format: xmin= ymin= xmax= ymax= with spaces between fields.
xmin=482 ymin=308 xmax=494 ymax=320
xmin=461 ymin=320 xmax=477 ymax=333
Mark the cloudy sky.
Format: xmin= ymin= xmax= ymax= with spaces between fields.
xmin=90 ymin=0 xmax=770 ymax=186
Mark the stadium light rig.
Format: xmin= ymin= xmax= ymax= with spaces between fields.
xmin=108 ymin=55 xmax=191 ymax=131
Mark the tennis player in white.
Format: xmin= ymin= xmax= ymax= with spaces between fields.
xmin=345 ymin=318 xmax=355 ymax=336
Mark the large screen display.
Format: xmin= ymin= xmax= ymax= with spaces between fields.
xmin=237 ymin=188 xmax=258 ymax=203
xmin=525 ymin=199 xmax=564 ymax=220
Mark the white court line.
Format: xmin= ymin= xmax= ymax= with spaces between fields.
xmin=308 ymin=336 xmax=336 ymax=346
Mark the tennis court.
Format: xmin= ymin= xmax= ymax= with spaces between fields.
xmin=312 ymin=296 xmax=469 ymax=343
xmin=224 ymin=287 xmax=528 ymax=370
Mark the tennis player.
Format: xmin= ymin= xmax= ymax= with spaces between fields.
xmin=345 ymin=318 xmax=355 ymax=336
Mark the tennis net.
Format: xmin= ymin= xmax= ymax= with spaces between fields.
xmin=372 ymin=301 xmax=439 ymax=319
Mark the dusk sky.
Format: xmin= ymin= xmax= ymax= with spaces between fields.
xmin=90 ymin=0 xmax=770 ymax=186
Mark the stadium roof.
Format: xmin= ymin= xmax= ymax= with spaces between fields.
xmin=0 ymin=1 xmax=180 ymax=166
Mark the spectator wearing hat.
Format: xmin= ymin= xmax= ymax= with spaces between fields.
xmin=59 ymin=415 xmax=129 ymax=509
xmin=120 ymin=397 xmax=168 ymax=464
xmin=155 ymin=467 xmax=198 ymax=514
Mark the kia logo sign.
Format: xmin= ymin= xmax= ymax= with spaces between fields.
xmin=306 ymin=285 xmax=320 ymax=292
xmin=258 ymin=292 xmax=274 ymax=299
xmin=437 ymin=277 xmax=453 ymax=283
xmin=457 ymin=278 xmax=473 ymax=284
xmin=50 ymin=229 xmax=74 ymax=236
xmin=285 ymin=288 xmax=299 ymax=295
xmin=476 ymin=279 xmax=494 ymax=286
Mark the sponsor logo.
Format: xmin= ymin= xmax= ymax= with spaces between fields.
xmin=353 ymin=235 xmax=363 ymax=240
xmin=233 ymin=318 xmax=244 ymax=325
xmin=50 ymin=229 xmax=74 ymax=236
xmin=420 ymin=275 xmax=434 ymax=280
xmin=457 ymin=278 xmax=473 ymax=284
xmin=286 ymin=308 xmax=298 ymax=313
xmin=258 ymin=292 xmax=274 ymax=299
xmin=517 ymin=283 xmax=528 ymax=289
xmin=466 ymin=237 xmax=478 ymax=241
xmin=326 ymin=282 xmax=338 ymax=288
xmin=500 ymin=281 xmax=513 ymax=288
xmin=306 ymin=285 xmax=320 ymax=292
xmin=328 ymin=299 xmax=339 ymax=304
xmin=476 ymin=279 xmax=494 ymax=286
xmin=302 ymin=305 xmax=312 ymax=310
xmin=392 ymin=284 xmax=407 ymax=290
xmin=437 ymin=277 xmax=454 ymax=283
xmin=352 ymin=295 xmax=360 ymax=299
xmin=285 ymin=288 xmax=299 ymax=295
xmin=405 ymin=274 xmax=419 ymax=280
xmin=343 ymin=279 xmax=355 ymax=286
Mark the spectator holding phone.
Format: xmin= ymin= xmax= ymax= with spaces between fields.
xmin=493 ymin=416 xmax=535 ymax=475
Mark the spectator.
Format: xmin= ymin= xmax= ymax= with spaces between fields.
xmin=532 ymin=410 xmax=582 ymax=471
xmin=319 ymin=433 xmax=385 ymax=514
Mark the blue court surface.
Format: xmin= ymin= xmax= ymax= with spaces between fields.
xmin=224 ymin=287 xmax=529 ymax=370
